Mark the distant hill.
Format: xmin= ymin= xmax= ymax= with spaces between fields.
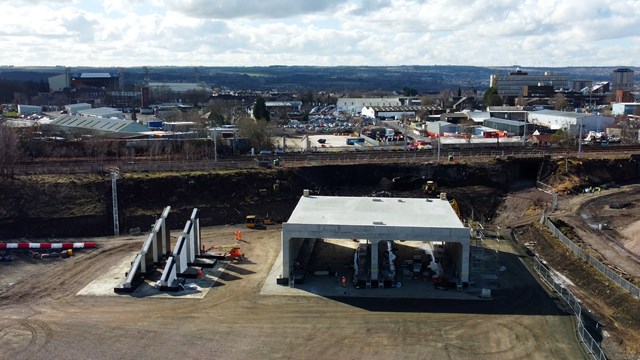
xmin=1 ymin=65 xmax=636 ymax=93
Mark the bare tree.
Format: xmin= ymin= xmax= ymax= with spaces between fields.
xmin=550 ymin=93 xmax=568 ymax=111
xmin=205 ymin=99 xmax=245 ymax=126
xmin=237 ymin=116 xmax=273 ymax=151
xmin=183 ymin=89 xmax=210 ymax=107
xmin=420 ymin=95 xmax=436 ymax=106
xmin=0 ymin=125 xmax=20 ymax=177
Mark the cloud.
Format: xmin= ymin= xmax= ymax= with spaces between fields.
xmin=2 ymin=0 xmax=640 ymax=67
xmin=163 ymin=0 xmax=344 ymax=19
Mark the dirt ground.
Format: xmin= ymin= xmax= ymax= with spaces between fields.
xmin=0 ymin=222 xmax=586 ymax=360
xmin=508 ymin=185 xmax=640 ymax=360
xmin=554 ymin=184 xmax=640 ymax=279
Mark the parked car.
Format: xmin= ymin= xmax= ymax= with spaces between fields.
xmin=258 ymin=150 xmax=272 ymax=156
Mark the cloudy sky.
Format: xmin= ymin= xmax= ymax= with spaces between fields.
xmin=3 ymin=0 xmax=640 ymax=67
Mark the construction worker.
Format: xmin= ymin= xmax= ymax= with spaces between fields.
xmin=341 ymin=275 xmax=347 ymax=288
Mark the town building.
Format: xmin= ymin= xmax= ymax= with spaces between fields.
xmin=612 ymin=68 xmax=634 ymax=92
xmin=489 ymin=70 xmax=569 ymax=101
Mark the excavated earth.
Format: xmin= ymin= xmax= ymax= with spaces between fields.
xmin=0 ymin=159 xmax=540 ymax=239
xmin=1 ymin=156 xmax=640 ymax=359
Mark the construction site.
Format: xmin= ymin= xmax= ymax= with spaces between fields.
xmin=1 ymin=156 xmax=640 ymax=360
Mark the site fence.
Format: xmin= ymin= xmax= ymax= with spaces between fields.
xmin=540 ymin=214 xmax=640 ymax=300
xmin=536 ymin=181 xmax=555 ymax=194
xmin=533 ymin=257 xmax=606 ymax=360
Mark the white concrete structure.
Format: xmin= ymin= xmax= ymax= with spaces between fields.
xmin=528 ymin=109 xmax=614 ymax=133
xmin=281 ymin=195 xmax=470 ymax=286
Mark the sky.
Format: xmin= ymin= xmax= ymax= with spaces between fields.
xmin=2 ymin=0 xmax=640 ymax=67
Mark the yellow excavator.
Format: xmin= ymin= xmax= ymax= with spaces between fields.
xmin=449 ymin=199 xmax=462 ymax=220
xmin=246 ymin=214 xmax=273 ymax=229
xmin=422 ymin=179 xmax=462 ymax=220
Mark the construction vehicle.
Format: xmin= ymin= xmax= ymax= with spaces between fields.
xmin=423 ymin=180 xmax=438 ymax=196
xmin=207 ymin=244 xmax=245 ymax=261
xmin=246 ymin=214 xmax=273 ymax=229
xmin=449 ymin=199 xmax=461 ymax=220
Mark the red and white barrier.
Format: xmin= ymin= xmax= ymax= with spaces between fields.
xmin=0 ymin=242 xmax=96 ymax=249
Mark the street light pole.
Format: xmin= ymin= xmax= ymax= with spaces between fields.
xmin=523 ymin=115 xmax=527 ymax=146
xmin=578 ymin=117 xmax=583 ymax=158
xmin=437 ymin=122 xmax=441 ymax=162
xmin=212 ymin=128 xmax=218 ymax=162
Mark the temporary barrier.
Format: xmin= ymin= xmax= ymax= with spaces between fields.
xmin=0 ymin=242 xmax=96 ymax=249
xmin=541 ymin=213 xmax=640 ymax=300
xmin=533 ymin=257 xmax=606 ymax=360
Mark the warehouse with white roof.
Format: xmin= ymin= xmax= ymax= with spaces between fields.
xmin=280 ymin=194 xmax=470 ymax=289
xmin=528 ymin=109 xmax=614 ymax=133
xmin=43 ymin=115 xmax=148 ymax=138
xmin=77 ymin=107 xmax=124 ymax=119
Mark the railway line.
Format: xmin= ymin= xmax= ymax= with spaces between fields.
xmin=12 ymin=144 xmax=640 ymax=175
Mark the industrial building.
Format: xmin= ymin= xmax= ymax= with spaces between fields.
xmin=65 ymin=103 xmax=92 ymax=115
xmin=76 ymin=107 xmax=124 ymax=119
xmin=612 ymin=102 xmax=640 ymax=116
xmin=528 ymin=109 xmax=614 ymax=133
xmin=483 ymin=118 xmax=526 ymax=136
xmin=43 ymin=115 xmax=148 ymax=138
xmin=361 ymin=105 xmax=431 ymax=119
xmin=336 ymin=97 xmax=403 ymax=115
xmin=145 ymin=82 xmax=212 ymax=105
xmin=17 ymin=104 xmax=42 ymax=115
xmin=49 ymin=71 xmax=121 ymax=92
xmin=280 ymin=194 xmax=470 ymax=289
xmin=265 ymin=101 xmax=302 ymax=112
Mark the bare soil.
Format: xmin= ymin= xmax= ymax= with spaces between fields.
xmin=0 ymin=224 xmax=585 ymax=360
xmin=510 ymin=185 xmax=640 ymax=360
